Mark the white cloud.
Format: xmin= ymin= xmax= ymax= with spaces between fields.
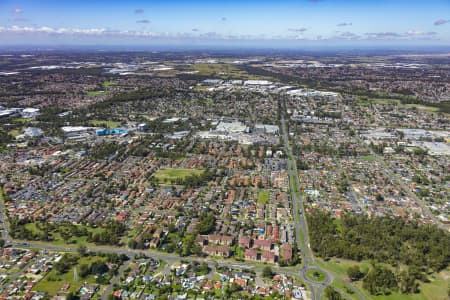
xmin=365 ymin=30 xmax=437 ymax=40
xmin=136 ymin=19 xmax=151 ymax=24
xmin=288 ymin=28 xmax=308 ymax=33
xmin=0 ymin=25 xmax=441 ymax=42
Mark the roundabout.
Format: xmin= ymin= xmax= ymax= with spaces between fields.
xmin=305 ymin=268 xmax=328 ymax=283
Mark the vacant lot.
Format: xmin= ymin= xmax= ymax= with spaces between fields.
xmin=257 ymin=190 xmax=270 ymax=205
xmin=154 ymin=168 xmax=204 ymax=182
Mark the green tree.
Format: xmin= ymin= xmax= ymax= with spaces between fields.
xmin=262 ymin=266 xmax=273 ymax=278
xmin=347 ymin=265 xmax=364 ymax=281
xmin=363 ymin=265 xmax=397 ymax=295
xmin=79 ymin=263 xmax=90 ymax=278
xmin=324 ymin=286 xmax=344 ymax=300
xmin=77 ymin=244 xmax=88 ymax=256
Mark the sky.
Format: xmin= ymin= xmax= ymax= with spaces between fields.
xmin=0 ymin=0 xmax=449 ymax=49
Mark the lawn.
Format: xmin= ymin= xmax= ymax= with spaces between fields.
xmin=401 ymin=104 xmax=440 ymax=113
xmin=369 ymin=98 xmax=401 ymax=105
xmin=102 ymin=81 xmax=116 ymax=88
xmin=11 ymin=117 xmax=30 ymax=124
xmin=85 ymin=90 xmax=105 ymax=96
xmin=0 ymin=188 xmax=5 ymax=203
xmin=33 ymin=256 xmax=103 ymax=296
xmin=89 ymin=120 xmax=121 ymax=128
xmin=362 ymin=155 xmax=377 ymax=162
xmin=154 ymin=168 xmax=204 ymax=182
xmin=331 ymin=279 xmax=360 ymax=300
xmin=24 ymin=222 xmax=104 ymax=246
xmin=316 ymin=257 xmax=369 ymax=279
xmin=306 ymin=269 xmax=326 ymax=282
xmin=24 ymin=223 xmax=44 ymax=235
xmin=257 ymin=190 xmax=270 ymax=205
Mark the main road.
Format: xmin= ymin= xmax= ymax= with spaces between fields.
xmin=279 ymin=95 xmax=368 ymax=300
xmin=279 ymin=95 xmax=334 ymax=300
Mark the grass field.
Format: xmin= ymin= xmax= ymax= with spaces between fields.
xmin=154 ymin=168 xmax=204 ymax=182
xmin=11 ymin=117 xmax=31 ymax=124
xmin=33 ymin=256 xmax=103 ymax=296
xmin=316 ymin=258 xmax=370 ymax=279
xmin=85 ymin=90 xmax=105 ymax=96
xmin=102 ymin=81 xmax=116 ymax=88
xmin=89 ymin=120 xmax=121 ymax=128
xmin=24 ymin=222 xmax=104 ymax=246
xmin=257 ymin=190 xmax=270 ymax=205
xmin=401 ymin=104 xmax=440 ymax=113
xmin=362 ymin=155 xmax=377 ymax=161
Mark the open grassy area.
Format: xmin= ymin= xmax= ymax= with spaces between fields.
xmin=331 ymin=279 xmax=360 ymax=300
xmin=154 ymin=168 xmax=204 ymax=182
xmin=317 ymin=258 xmax=450 ymax=300
xmin=401 ymin=104 xmax=440 ymax=113
xmin=33 ymin=256 xmax=103 ymax=296
xmin=369 ymin=98 xmax=401 ymax=105
xmin=362 ymin=155 xmax=377 ymax=161
xmin=85 ymin=90 xmax=105 ymax=96
xmin=89 ymin=120 xmax=121 ymax=128
xmin=11 ymin=117 xmax=31 ymax=124
xmin=353 ymin=269 xmax=449 ymax=300
xmin=257 ymin=190 xmax=270 ymax=205
xmin=24 ymin=222 xmax=104 ymax=246
xmin=102 ymin=81 xmax=116 ymax=88
xmin=306 ymin=269 xmax=327 ymax=282
xmin=316 ymin=257 xmax=370 ymax=279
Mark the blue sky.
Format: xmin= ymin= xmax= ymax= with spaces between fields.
xmin=0 ymin=0 xmax=449 ymax=48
